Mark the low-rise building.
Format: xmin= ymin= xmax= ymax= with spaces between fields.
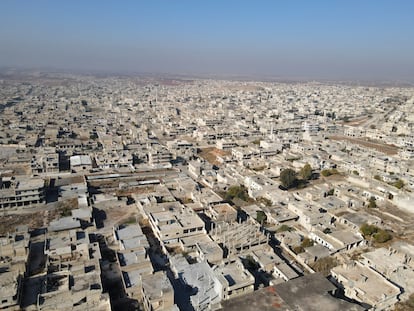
xmin=0 ymin=176 xmax=45 ymax=208
xmin=331 ymin=261 xmax=401 ymax=310
xmin=141 ymin=271 xmax=178 ymax=311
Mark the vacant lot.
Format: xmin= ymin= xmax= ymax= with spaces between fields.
xmin=330 ymin=135 xmax=398 ymax=155
xmin=198 ymin=147 xmax=230 ymax=165
xmin=0 ymin=213 xmax=44 ymax=234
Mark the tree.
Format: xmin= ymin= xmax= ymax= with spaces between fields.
xmin=373 ymin=230 xmax=392 ymax=243
xmin=225 ymin=185 xmax=249 ymax=201
xmin=301 ymin=237 xmax=314 ymax=248
xmin=368 ymin=196 xmax=377 ymax=208
xmin=360 ymin=223 xmax=379 ymax=237
xmin=280 ymin=168 xmax=297 ymax=189
xmin=299 ymin=163 xmax=312 ymax=180
xmin=256 ymin=211 xmax=267 ymax=224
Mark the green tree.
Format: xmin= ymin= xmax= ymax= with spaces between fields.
xmin=299 ymin=163 xmax=312 ymax=180
xmin=373 ymin=175 xmax=382 ymax=181
xmin=276 ymin=224 xmax=294 ymax=233
xmin=225 ymin=185 xmax=249 ymax=201
xmin=373 ymin=230 xmax=392 ymax=243
xmin=368 ymin=196 xmax=377 ymax=208
xmin=256 ymin=211 xmax=267 ymax=224
xmin=293 ymin=245 xmax=305 ymax=254
xmin=360 ymin=223 xmax=379 ymax=237
xmin=301 ymin=237 xmax=314 ymax=248
xmin=280 ymin=168 xmax=297 ymax=189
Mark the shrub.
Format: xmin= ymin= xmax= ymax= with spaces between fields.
xmin=276 ymin=224 xmax=294 ymax=233
xmin=373 ymin=230 xmax=392 ymax=243
xmin=293 ymin=246 xmax=305 ymax=254
xmin=311 ymin=257 xmax=339 ymax=276
xmin=321 ymin=169 xmax=339 ymax=177
xmin=257 ymin=197 xmax=272 ymax=207
xmin=323 ymin=228 xmax=332 ymax=234
xmin=391 ymin=179 xmax=404 ymax=189
xmin=373 ymin=175 xmax=382 ymax=181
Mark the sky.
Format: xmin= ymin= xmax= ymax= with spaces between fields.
xmin=1 ymin=0 xmax=414 ymax=81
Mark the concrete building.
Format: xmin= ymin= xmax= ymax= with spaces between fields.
xmin=274 ymin=273 xmax=364 ymax=311
xmin=209 ymin=220 xmax=269 ymax=258
xmin=0 ymin=176 xmax=45 ymax=208
xmin=213 ymin=258 xmax=255 ymax=300
xmin=70 ymin=155 xmax=93 ymax=173
xmin=0 ymin=227 xmax=28 ymax=310
xmin=114 ymin=224 xmax=153 ymax=300
xmin=146 ymin=202 xmax=206 ymax=244
xmin=331 ymin=261 xmax=401 ymax=310
xmin=39 ymin=228 xmax=110 ymax=311
xmin=141 ymin=271 xmax=178 ymax=311
xmin=170 ymin=258 xmax=222 ymax=311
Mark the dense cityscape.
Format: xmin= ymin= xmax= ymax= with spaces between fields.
xmin=0 ymin=70 xmax=413 ymax=310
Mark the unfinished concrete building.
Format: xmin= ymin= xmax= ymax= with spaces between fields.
xmin=0 ymin=176 xmax=44 ymax=208
xmin=331 ymin=261 xmax=401 ymax=310
xmin=209 ymin=220 xmax=269 ymax=258
xmin=141 ymin=271 xmax=178 ymax=311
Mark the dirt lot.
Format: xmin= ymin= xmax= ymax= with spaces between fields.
xmin=198 ymin=147 xmax=230 ymax=165
xmin=329 ymin=135 xmax=399 ymax=155
xmin=341 ymin=116 xmax=371 ymax=126
xmin=0 ymin=213 xmax=44 ymax=234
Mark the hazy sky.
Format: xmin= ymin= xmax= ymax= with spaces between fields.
xmin=1 ymin=0 xmax=414 ymax=81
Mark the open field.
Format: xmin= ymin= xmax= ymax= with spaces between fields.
xmin=330 ymin=135 xmax=399 ymax=155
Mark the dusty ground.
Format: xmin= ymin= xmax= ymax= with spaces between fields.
xmin=329 ymin=135 xmax=399 ymax=155
xmin=198 ymin=147 xmax=230 ymax=166
xmin=0 ymin=213 xmax=44 ymax=234
xmin=340 ymin=116 xmax=371 ymax=127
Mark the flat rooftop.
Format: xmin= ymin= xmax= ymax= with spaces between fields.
xmin=275 ymin=273 xmax=364 ymax=311
xmin=221 ymin=285 xmax=289 ymax=311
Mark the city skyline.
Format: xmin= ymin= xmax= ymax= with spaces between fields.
xmin=1 ymin=0 xmax=414 ymax=81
